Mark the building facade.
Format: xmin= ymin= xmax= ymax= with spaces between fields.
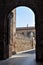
xmin=16 ymin=27 xmax=36 ymax=38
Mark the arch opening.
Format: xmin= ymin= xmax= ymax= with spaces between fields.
xmin=8 ymin=6 xmax=36 ymax=55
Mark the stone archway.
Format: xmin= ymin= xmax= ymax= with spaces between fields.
xmin=8 ymin=6 xmax=35 ymax=54
xmin=7 ymin=0 xmax=36 ymax=60
xmin=0 ymin=0 xmax=43 ymax=61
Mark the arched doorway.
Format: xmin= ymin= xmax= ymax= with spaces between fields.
xmin=0 ymin=0 xmax=43 ymax=61
xmin=8 ymin=6 xmax=36 ymax=53
xmin=0 ymin=0 xmax=37 ymax=60
xmin=7 ymin=6 xmax=36 ymax=60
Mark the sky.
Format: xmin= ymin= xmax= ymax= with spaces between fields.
xmin=16 ymin=6 xmax=35 ymax=27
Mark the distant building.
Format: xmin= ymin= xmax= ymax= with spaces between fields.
xmin=16 ymin=27 xmax=36 ymax=38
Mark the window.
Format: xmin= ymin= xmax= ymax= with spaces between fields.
xmin=27 ymin=32 xmax=30 ymax=37
xmin=22 ymin=32 xmax=24 ymax=35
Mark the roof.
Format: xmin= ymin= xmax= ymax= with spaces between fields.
xmin=16 ymin=27 xmax=35 ymax=31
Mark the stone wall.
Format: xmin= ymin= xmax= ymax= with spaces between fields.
xmin=8 ymin=9 xmax=16 ymax=55
xmin=15 ymin=33 xmax=36 ymax=52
